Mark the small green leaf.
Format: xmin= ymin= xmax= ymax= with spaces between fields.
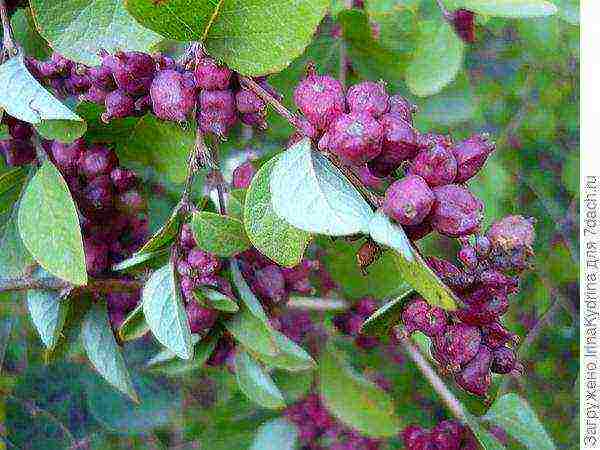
xmin=142 ymin=264 xmax=193 ymax=360
xmin=118 ymin=301 xmax=149 ymax=342
xmin=483 ymin=393 xmax=556 ymax=450
xmin=82 ymin=302 xmax=138 ymax=402
xmin=112 ymin=248 xmax=170 ymax=272
xmin=0 ymin=215 xmax=34 ymax=280
xmin=270 ymin=138 xmax=374 ymax=236
xmin=147 ymin=334 xmax=219 ymax=376
xmin=244 ymin=156 xmax=311 ymax=267
xmin=319 ymin=344 xmax=402 ymax=437
xmin=457 ymin=0 xmax=557 ymax=17
xmin=228 ymin=188 xmax=246 ymax=221
xmin=27 ymin=289 xmax=69 ymax=350
xmin=125 ymin=0 xmax=330 ymax=76
xmin=406 ymin=20 xmax=464 ymax=97
xmin=18 ymin=162 xmax=87 ymax=285
xmin=196 ymin=287 xmax=239 ymax=313
xmin=191 ymin=211 xmax=251 ymax=257
xmin=136 ymin=209 xmax=181 ymax=254
xmin=368 ymin=211 xmax=415 ymax=261
xmin=235 ymin=350 xmax=285 ymax=409
xmin=224 ymin=307 xmax=279 ymax=357
xmin=11 ymin=9 xmax=51 ymax=60
xmin=230 ymin=260 xmax=269 ymax=322
xmin=360 ymin=289 xmax=416 ymax=336
xmin=29 ymin=0 xmax=162 ymax=66
xmin=253 ymin=330 xmax=316 ymax=372
xmin=251 ymin=418 xmax=299 ymax=450
xmin=0 ymin=55 xmax=85 ymax=141
xmin=464 ymin=413 xmax=506 ymax=450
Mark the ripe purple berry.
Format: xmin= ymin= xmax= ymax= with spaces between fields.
xmin=187 ymin=249 xmax=221 ymax=276
xmin=84 ymin=237 xmax=109 ymax=276
xmin=452 ymin=133 xmax=495 ymax=182
xmin=486 ymin=215 xmax=536 ymax=251
xmin=197 ymin=89 xmax=237 ymax=137
xmin=50 ymin=139 xmax=84 ymax=175
xmin=457 ymin=288 xmax=509 ymax=326
xmin=450 ymin=9 xmax=476 ymax=44
xmin=78 ymin=145 xmax=118 ymax=179
xmin=402 ymin=425 xmax=432 ymax=450
xmin=482 ymin=321 xmax=518 ymax=348
xmin=346 ymin=81 xmax=389 ymax=118
xmin=109 ymin=51 xmax=156 ymax=95
xmin=110 ymin=167 xmax=137 ymax=192
xmin=293 ymin=71 xmax=345 ymax=131
xmin=194 ymin=58 xmax=232 ymax=90
xmin=388 ymin=94 xmax=417 ymax=124
xmin=491 ymin=346 xmax=518 ymax=374
xmin=431 ymin=185 xmax=483 ymax=237
xmin=402 ymin=297 xmax=447 ymax=337
xmin=232 ymin=161 xmax=256 ymax=189
xmin=186 ymin=301 xmax=218 ymax=335
xmin=409 ymin=143 xmax=457 ymax=187
xmin=79 ymin=85 xmax=109 ymax=104
xmin=101 ymin=89 xmax=135 ymax=123
xmin=255 ymin=265 xmax=286 ymax=303
xmin=116 ymin=189 xmax=146 ymax=214
xmin=150 ymin=69 xmax=196 ymax=122
xmin=235 ymin=89 xmax=265 ymax=114
xmin=434 ymin=323 xmax=481 ymax=369
xmin=382 ymin=175 xmax=435 ymax=226
xmin=431 ymin=420 xmax=463 ymax=450
xmin=455 ymin=345 xmax=493 ymax=397
xmin=82 ymin=175 xmax=114 ymax=212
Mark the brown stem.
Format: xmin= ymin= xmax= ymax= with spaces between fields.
xmin=239 ymin=76 xmax=296 ymax=123
xmin=0 ymin=0 xmax=16 ymax=59
xmin=395 ymin=327 xmax=468 ymax=421
xmin=0 ymin=277 xmax=143 ymax=294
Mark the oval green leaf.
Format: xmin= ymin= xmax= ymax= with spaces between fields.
xmin=18 ymin=162 xmax=87 ymax=285
xmin=318 ymin=344 xmax=402 ymax=437
xmin=231 ymin=260 xmax=269 ymax=322
xmin=224 ymin=307 xmax=279 ymax=357
xmin=244 ymin=156 xmax=311 ymax=267
xmin=250 ymin=418 xmax=299 ymax=450
xmin=27 ymin=289 xmax=69 ymax=350
xmin=191 ymin=211 xmax=251 ymax=257
xmin=253 ymin=330 xmax=316 ymax=372
xmin=0 ymin=55 xmax=85 ymax=142
xmin=235 ymin=350 xmax=285 ymax=409
xmin=270 ymin=138 xmax=374 ymax=236
xmin=125 ymin=0 xmax=330 ymax=76
xmin=118 ymin=301 xmax=149 ymax=342
xmin=82 ymin=302 xmax=138 ymax=402
xmin=360 ymin=289 xmax=416 ymax=337
xmin=457 ymin=0 xmax=558 ymax=17
xmin=406 ymin=20 xmax=464 ymax=97
xmin=196 ymin=287 xmax=239 ymax=313
xmin=142 ymin=264 xmax=193 ymax=360
xmin=29 ymin=0 xmax=162 ymax=66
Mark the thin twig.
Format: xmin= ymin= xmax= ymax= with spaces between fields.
xmin=435 ymin=0 xmax=452 ymax=21
xmin=0 ymin=277 xmax=143 ymax=294
xmin=395 ymin=327 xmax=468 ymax=421
xmin=0 ymin=0 xmax=17 ymax=59
xmin=287 ymin=296 xmax=349 ymax=311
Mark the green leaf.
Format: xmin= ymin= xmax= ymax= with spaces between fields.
xmin=318 ymin=344 xmax=402 ymax=437
xmin=0 ymin=55 xmax=85 ymax=142
xmin=224 ymin=307 xmax=279 ymax=357
xmin=125 ymin=0 xmax=330 ymax=75
xmin=360 ymin=289 xmax=416 ymax=336
xmin=406 ymin=19 xmax=464 ymax=97
xmin=116 ymin=115 xmax=194 ymax=187
xmin=228 ymin=188 xmax=246 ymax=221
xmin=112 ymin=247 xmax=170 ymax=272
xmin=117 ymin=301 xmax=149 ymax=342
xmin=464 ymin=413 xmax=506 ymax=450
xmin=457 ymin=0 xmax=557 ymax=17
xmin=191 ymin=211 xmax=251 ymax=257
xmin=368 ymin=210 xmax=415 ymax=261
xmin=253 ymin=330 xmax=316 ymax=372
xmin=147 ymin=334 xmax=219 ymax=376
xmin=18 ymin=162 xmax=87 ymax=285
xmin=29 ymin=0 xmax=162 ymax=66
xmin=230 ymin=260 xmax=269 ymax=322
xmin=0 ymin=203 xmax=34 ymax=280
xmin=196 ymin=287 xmax=239 ymax=313
xmin=235 ymin=351 xmax=285 ymax=409
xmin=0 ymin=167 xmax=26 ymax=217
xmin=270 ymin=138 xmax=374 ymax=236
xmin=244 ymin=156 xmax=311 ymax=267
xmin=81 ymin=302 xmax=138 ymax=402
xmin=251 ymin=418 xmax=299 ymax=450
xmin=11 ymin=9 xmax=51 ymax=60
xmin=483 ymin=393 xmax=556 ymax=450
xmin=136 ymin=208 xmax=181 ymax=254
xmin=142 ymin=264 xmax=193 ymax=360
xmin=27 ymin=289 xmax=69 ymax=350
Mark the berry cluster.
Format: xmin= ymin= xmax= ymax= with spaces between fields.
xmin=401 ymin=215 xmax=534 ymax=397
xmin=285 ymin=393 xmax=383 ymax=450
xmin=292 ymin=67 xmax=494 ymax=241
xmin=0 ymin=116 xmax=36 ymax=167
xmin=333 ymin=296 xmax=381 ymax=350
xmin=401 ymin=420 xmax=478 ymax=450
xmin=26 ymin=49 xmax=278 ymax=137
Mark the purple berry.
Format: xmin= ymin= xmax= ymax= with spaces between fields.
xmin=417 ymin=133 xmax=453 ymax=150
xmin=150 ymin=69 xmax=196 ymax=122
xmin=293 ymin=71 xmax=345 ymax=131
xmin=187 ymin=249 xmax=221 ymax=276
xmin=235 ymin=89 xmax=265 ymax=113
xmin=319 ymin=112 xmax=383 ymax=165
xmin=110 ymin=167 xmax=137 ymax=192
xmin=486 ymin=215 xmax=536 ymax=251
xmin=232 ymin=161 xmax=256 ymax=189
xmin=346 ymin=81 xmax=389 ymax=117
xmin=101 ymin=89 xmax=135 ymax=123
xmin=481 ymin=321 xmax=518 ymax=348
xmin=431 ymin=420 xmax=463 ymax=450
xmin=109 ymin=51 xmax=156 ymax=95
xmin=402 ymin=425 xmax=433 ymax=450
xmin=50 ymin=139 xmax=84 ymax=175
xmin=457 ymin=245 xmax=478 ymax=268
xmin=402 ymin=298 xmax=447 ymax=337
xmin=240 ymin=112 xmax=267 ymax=129
xmin=404 ymin=219 xmax=434 ymax=242
xmin=116 ymin=189 xmax=146 ymax=214
xmin=255 ymin=265 xmax=286 ymax=303
xmin=383 ymin=175 xmax=435 ymax=226
xmin=457 ymin=288 xmax=509 ymax=326
xmin=408 ymin=143 xmax=457 ymax=187
xmin=452 ymin=133 xmax=495 ymax=182
xmin=491 ymin=346 xmax=518 ymax=374
xmin=450 ymin=9 xmax=476 ymax=43
xmin=180 ymin=224 xmax=196 ymax=249
xmin=186 ymin=301 xmax=218 ymax=335
xmin=430 ymin=185 xmax=483 ymax=237
xmin=79 ymin=85 xmax=109 ymax=104
xmin=388 ymin=94 xmax=417 ymax=124
xmin=194 ymin=58 xmax=232 ymax=90
xmin=84 ymin=237 xmax=109 ymax=276
xmin=197 ymin=89 xmax=237 ymax=137
xmin=82 ymin=175 xmax=114 ymax=212
xmin=87 ymin=60 xmax=116 ymax=90
xmin=434 ymin=323 xmax=481 ymax=369
xmin=474 ymin=235 xmax=491 ymax=256
xmin=455 ymin=345 xmax=493 ymax=397
xmin=78 ymin=145 xmax=118 ymax=179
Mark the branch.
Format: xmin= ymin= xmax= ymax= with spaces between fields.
xmin=0 ymin=0 xmax=16 ymax=59
xmin=395 ymin=327 xmax=467 ymax=421
xmin=435 ymin=0 xmax=453 ymax=21
xmin=287 ymin=296 xmax=349 ymax=311
xmin=0 ymin=277 xmax=143 ymax=294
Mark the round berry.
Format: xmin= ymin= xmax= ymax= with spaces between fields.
xmin=293 ymin=71 xmax=345 ymax=131
xmin=383 ymin=175 xmax=435 ymax=226
xmin=409 ymin=143 xmax=457 ymax=187
xmin=150 ymin=69 xmax=196 ymax=122
xmin=101 ymin=89 xmax=135 ymax=123
xmin=486 ymin=215 xmax=535 ymax=251
xmin=194 ymin=58 xmax=232 ymax=90
xmin=430 ymin=185 xmax=483 ymax=237
xmin=452 ymin=133 xmax=495 ymax=183
xmin=346 ymin=81 xmax=389 ymax=117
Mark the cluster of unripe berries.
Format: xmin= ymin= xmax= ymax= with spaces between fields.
xmin=26 ymin=49 xmax=279 ymax=137
xmin=401 ymin=215 xmax=535 ymax=397
xmin=401 ymin=420 xmax=478 ymax=450
xmin=292 ymin=67 xmax=494 ymax=241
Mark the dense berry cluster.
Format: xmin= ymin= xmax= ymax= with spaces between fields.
xmin=333 ymin=296 xmax=380 ymax=350
xmin=401 ymin=420 xmax=478 ymax=450
xmin=285 ymin=393 xmax=383 ymax=450
xmin=25 ymin=49 xmax=278 ymax=137
xmin=401 ymin=215 xmax=534 ymax=397
xmin=0 ymin=116 xmax=36 ymax=167
xmin=292 ymin=67 xmax=494 ymax=241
